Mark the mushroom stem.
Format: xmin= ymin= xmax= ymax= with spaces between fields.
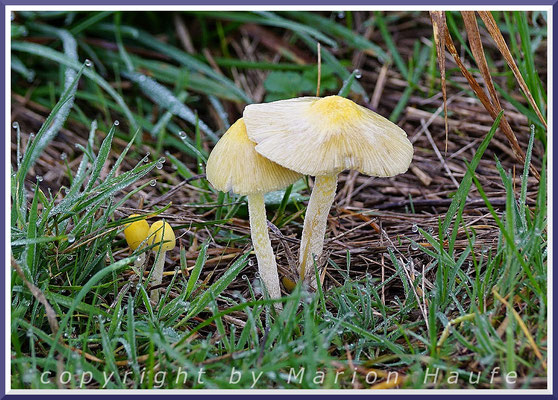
xmin=299 ymin=173 xmax=338 ymax=286
xmin=150 ymin=251 xmax=166 ymax=304
xmin=247 ymin=193 xmax=282 ymax=307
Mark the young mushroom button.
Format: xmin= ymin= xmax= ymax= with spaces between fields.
xmin=243 ymin=95 xmax=413 ymax=287
xmin=124 ymin=214 xmax=150 ymax=251
xmin=206 ymin=118 xmax=302 ymax=306
xmin=147 ymin=220 xmax=176 ymax=304
xmin=124 ymin=214 xmax=150 ymax=271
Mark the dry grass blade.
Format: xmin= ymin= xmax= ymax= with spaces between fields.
xmin=429 ymin=11 xmax=448 ymax=153
xmin=492 ymin=289 xmax=547 ymax=371
xmin=461 ymin=11 xmax=502 ymax=111
xmin=441 ymin=24 xmax=540 ymax=180
xmin=477 ymin=11 xmax=547 ymax=130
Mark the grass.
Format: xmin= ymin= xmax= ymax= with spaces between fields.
xmin=10 ymin=10 xmax=547 ymax=389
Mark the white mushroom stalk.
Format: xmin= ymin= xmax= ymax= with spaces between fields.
xmin=247 ymin=193 xmax=281 ymax=300
xmin=206 ymin=118 xmax=301 ymax=308
xmin=244 ymin=95 xmax=413 ymax=287
xmin=147 ymin=220 xmax=176 ymax=304
xmin=298 ymin=174 xmax=337 ymax=283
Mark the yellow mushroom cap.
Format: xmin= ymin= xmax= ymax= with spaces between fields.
xmin=206 ymin=118 xmax=302 ymax=195
xmin=147 ymin=221 xmax=176 ymax=252
xmin=243 ymin=95 xmax=413 ymax=177
xmin=124 ymin=214 xmax=150 ymax=251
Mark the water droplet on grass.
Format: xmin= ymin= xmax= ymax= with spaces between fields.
xmin=85 ymin=59 xmax=93 ymax=67
xmin=12 ymin=122 xmax=19 ymax=129
xmin=354 ymin=69 xmax=362 ymax=79
xmin=149 ymin=179 xmax=156 ymax=186
xmin=411 ymin=224 xmax=418 ymax=232
xmin=411 ymin=242 xmax=418 ymax=250
xmin=60 ymin=152 xmax=67 ymax=161
xmin=36 ymin=175 xmax=43 ymax=182
xmin=68 ymin=234 xmax=75 ymax=243
xmin=114 ymin=120 xmax=120 ymax=126
xmin=156 ymin=162 xmax=163 ymax=170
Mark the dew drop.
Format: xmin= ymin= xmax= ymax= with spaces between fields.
xmin=139 ymin=75 xmax=147 ymax=82
xmin=411 ymin=224 xmax=418 ymax=233
xmin=35 ymin=175 xmax=43 ymax=182
xmin=60 ymin=152 xmax=67 ymax=161
xmin=156 ymin=162 xmax=163 ymax=170
xmin=29 ymin=133 xmax=35 ymax=140
xmin=64 ymin=187 xmax=70 ymax=194
xmin=411 ymin=242 xmax=418 ymax=250
xmin=12 ymin=121 xmax=19 ymax=129
xmin=354 ymin=69 xmax=362 ymax=79
xmin=178 ymin=131 xmax=187 ymax=139
xmin=68 ymin=234 xmax=75 ymax=243
xmin=26 ymin=328 xmax=33 ymax=337
xmin=158 ymin=157 xmax=166 ymax=164
xmin=149 ymin=179 xmax=156 ymax=187
xmin=142 ymin=156 xmax=149 ymax=163
xmin=136 ymin=255 xmax=144 ymax=263
xmin=85 ymin=59 xmax=93 ymax=67
xmin=241 ymin=274 xmax=248 ymax=280
xmin=114 ymin=120 xmax=120 ymax=126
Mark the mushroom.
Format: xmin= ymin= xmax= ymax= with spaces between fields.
xmin=124 ymin=214 xmax=150 ymax=270
xmin=206 ymin=118 xmax=302 ymax=305
xmin=147 ymin=220 xmax=176 ymax=304
xmin=243 ymin=95 xmax=413 ymax=286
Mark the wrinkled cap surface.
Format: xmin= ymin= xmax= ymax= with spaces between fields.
xmin=243 ymin=95 xmax=413 ymax=177
xmin=148 ymin=221 xmax=176 ymax=252
xmin=206 ymin=118 xmax=302 ymax=195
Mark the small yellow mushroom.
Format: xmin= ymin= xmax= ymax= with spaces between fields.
xmin=124 ymin=214 xmax=150 ymax=272
xmin=147 ymin=220 xmax=176 ymax=304
xmin=124 ymin=214 xmax=149 ymax=251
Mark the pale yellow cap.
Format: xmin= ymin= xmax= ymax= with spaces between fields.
xmin=124 ymin=214 xmax=150 ymax=251
xmin=147 ymin=220 xmax=176 ymax=252
xmin=243 ymin=95 xmax=413 ymax=177
xmin=206 ymin=118 xmax=302 ymax=195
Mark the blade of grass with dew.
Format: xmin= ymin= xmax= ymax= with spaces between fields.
xmin=123 ymin=72 xmax=217 ymax=143
xmin=175 ymin=252 xmax=250 ymax=328
xmin=193 ymin=10 xmax=337 ymax=49
xmin=14 ymin=61 xmax=86 ymax=227
xmin=442 ymin=111 xmax=502 ymax=251
xmin=11 ymin=41 xmax=138 ymax=131
xmin=185 ymin=242 xmax=208 ymax=300
xmin=96 ymin=23 xmax=252 ymax=103
xmin=284 ymin=11 xmax=389 ymax=62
